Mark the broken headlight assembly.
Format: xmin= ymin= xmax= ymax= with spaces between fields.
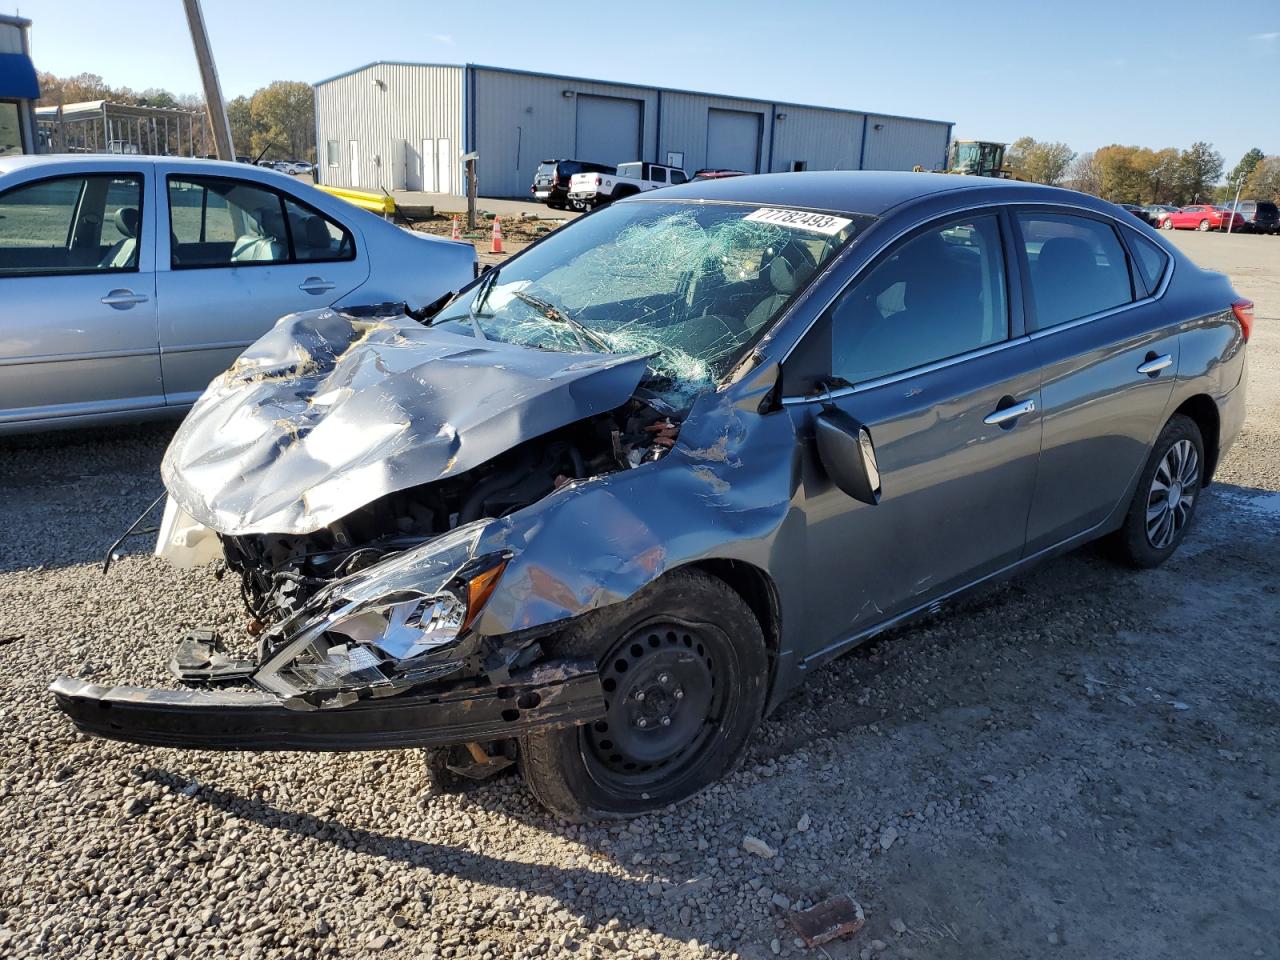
xmin=253 ymin=523 xmax=509 ymax=707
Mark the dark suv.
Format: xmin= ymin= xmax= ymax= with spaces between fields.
xmin=531 ymin=159 xmax=616 ymax=210
xmin=1226 ymin=199 xmax=1279 ymax=234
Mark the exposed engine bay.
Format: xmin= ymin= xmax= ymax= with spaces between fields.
xmin=222 ymin=393 xmax=681 ymax=626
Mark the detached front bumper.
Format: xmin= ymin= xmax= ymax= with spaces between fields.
xmin=50 ymin=661 xmax=605 ymax=752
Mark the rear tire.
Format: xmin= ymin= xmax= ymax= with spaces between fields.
xmin=1198 ymin=219 xmax=1211 ymax=231
xmin=519 ymin=569 xmax=768 ymax=820
xmin=1110 ymin=414 xmax=1205 ymax=568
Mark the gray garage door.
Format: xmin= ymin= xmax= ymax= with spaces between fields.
xmin=706 ymin=109 xmax=762 ymax=173
xmin=575 ymin=95 xmax=642 ymax=166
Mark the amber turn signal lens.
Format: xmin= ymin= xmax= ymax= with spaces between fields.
xmin=461 ymin=560 xmax=508 ymax=632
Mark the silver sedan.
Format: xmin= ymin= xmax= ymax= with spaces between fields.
xmin=0 ymin=154 xmax=475 ymax=433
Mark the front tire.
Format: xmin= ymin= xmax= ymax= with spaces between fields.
xmin=1110 ymin=414 xmax=1205 ymax=568
xmin=1161 ymin=218 xmax=1174 ymax=230
xmin=519 ymin=569 xmax=768 ymax=820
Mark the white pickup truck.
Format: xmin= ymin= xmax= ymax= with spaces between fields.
xmin=567 ymin=161 xmax=689 ymax=208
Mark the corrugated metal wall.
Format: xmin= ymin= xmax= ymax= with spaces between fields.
xmin=861 ymin=116 xmax=951 ymax=172
xmin=473 ymin=68 xmax=659 ymax=198
xmin=658 ymin=93 xmax=774 ymax=175
xmin=767 ymin=105 xmax=865 ymax=173
xmin=314 ymin=63 xmax=951 ymax=196
xmin=314 ymin=63 xmax=463 ymax=192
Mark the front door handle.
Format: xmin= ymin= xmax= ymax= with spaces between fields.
xmin=101 ymin=289 xmax=149 ymax=309
xmin=298 ymin=277 xmax=336 ymax=295
xmin=1137 ymin=353 xmax=1173 ymax=376
xmin=984 ymin=397 xmax=1036 ymax=426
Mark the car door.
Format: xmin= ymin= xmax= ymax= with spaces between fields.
xmin=1013 ymin=208 xmax=1178 ymax=554
xmin=783 ymin=211 xmax=1042 ymax=652
xmin=0 ymin=164 xmax=162 ymax=428
xmin=155 ymin=168 xmax=369 ymax=405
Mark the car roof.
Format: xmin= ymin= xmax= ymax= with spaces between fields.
xmin=0 ymin=154 xmax=285 ymax=179
xmin=632 ymin=170 xmax=1070 ymax=217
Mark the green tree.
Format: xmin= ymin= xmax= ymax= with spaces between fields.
xmin=248 ymin=81 xmax=315 ymax=162
xmin=1147 ymin=148 xmax=1182 ymax=203
xmin=1007 ymin=136 xmax=1075 ymax=185
xmin=1227 ymin=147 xmax=1264 ymax=194
xmin=1178 ymin=142 xmax=1224 ymax=204
xmin=1095 ymin=145 xmax=1156 ymax=202
xmin=227 ymin=95 xmax=256 ymax=158
xmin=1241 ymin=156 xmax=1280 ymax=201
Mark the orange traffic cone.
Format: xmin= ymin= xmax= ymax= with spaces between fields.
xmin=450 ymin=215 xmax=460 ymax=241
xmin=491 ymin=216 xmax=504 ymax=254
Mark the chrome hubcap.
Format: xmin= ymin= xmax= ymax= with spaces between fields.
xmin=1146 ymin=439 xmax=1199 ymax=549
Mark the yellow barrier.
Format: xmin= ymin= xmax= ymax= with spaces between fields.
xmin=314 ymin=184 xmax=397 ymax=217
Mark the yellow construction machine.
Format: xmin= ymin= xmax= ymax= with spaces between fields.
xmin=915 ymin=140 xmax=1026 ymax=180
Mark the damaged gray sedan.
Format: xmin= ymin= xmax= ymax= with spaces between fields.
xmin=52 ymin=173 xmax=1249 ymax=819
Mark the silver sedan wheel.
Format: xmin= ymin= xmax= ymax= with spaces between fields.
xmin=1146 ymin=439 xmax=1199 ymax=549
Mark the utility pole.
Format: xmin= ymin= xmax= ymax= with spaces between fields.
xmin=1226 ymin=178 xmax=1243 ymax=234
xmin=181 ymin=0 xmax=234 ymax=160
xmin=462 ymin=151 xmax=479 ymax=230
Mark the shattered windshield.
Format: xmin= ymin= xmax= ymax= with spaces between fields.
xmin=433 ymin=201 xmax=870 ymax=406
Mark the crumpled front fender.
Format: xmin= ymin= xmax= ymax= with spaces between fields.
xmin=469 ymin=369 xmax=803 ymax=640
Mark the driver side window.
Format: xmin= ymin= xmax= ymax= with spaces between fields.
xmin=829 ymin=214 xmax=1008 ymax=384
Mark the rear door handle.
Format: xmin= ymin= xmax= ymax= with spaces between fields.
xmin=1137 ymin=354 xmax=1173 ymax=376
xmin=101 ymin=289 xmax=149 ymax=308
xmin=984 ymin=398 xmax=1036 ymax=426
xmin=299 ymin=277 xmax=336 ymax=295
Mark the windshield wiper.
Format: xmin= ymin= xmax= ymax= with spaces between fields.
xmin=512 ymin=290 xmax=612 ymax=353
xmin=468 ymin=267 xmax=500 ymax=341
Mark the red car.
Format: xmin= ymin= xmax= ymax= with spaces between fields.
xmin=1159 ymin=204 xmax=1246 ymax=232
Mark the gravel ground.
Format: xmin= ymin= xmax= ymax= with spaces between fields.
xmin=1 ymin=232 xmax=1277 ymax=960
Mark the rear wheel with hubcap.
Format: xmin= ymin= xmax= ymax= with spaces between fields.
xmin=1198 ymin=219 xmax=1211 ymax=231
xmin=1111 ymin=414 xmax=1205 ymax=567
xmin=519 ymin=569 xmax=768 ymax=820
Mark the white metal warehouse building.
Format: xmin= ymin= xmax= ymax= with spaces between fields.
xmin=313 ymin=63 xmax=953 ymax=198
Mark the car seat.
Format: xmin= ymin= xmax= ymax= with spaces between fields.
xmin=99 ymin=207 xmax=139 ymax=269
xmin=231 ymin=207 xmax=288 ymax=262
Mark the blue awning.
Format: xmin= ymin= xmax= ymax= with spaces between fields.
xmin=0 ymin=52 xmax=39 ymax=100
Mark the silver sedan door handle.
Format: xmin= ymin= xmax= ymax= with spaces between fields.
xmin=100 ymin=289 xmax=149 ymax=308
xmin=1137 ymin=354 xmax=1173 ymax=376
xmin=299 ymin=277 xmax=336 ymax=295
xmin=984 ymin=398 xmax=1036 ymax=426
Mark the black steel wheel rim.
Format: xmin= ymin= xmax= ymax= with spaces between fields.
xmin=581 ymin=619 xmax=724 ymax=791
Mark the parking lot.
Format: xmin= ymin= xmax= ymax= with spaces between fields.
xmin=0 ymin=230 xmax=1276 ymax=960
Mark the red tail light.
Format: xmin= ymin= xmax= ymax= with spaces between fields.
xmin=1232 ymin=298 xmax=1254 ymax=341
xmin=595 ymin=176 xmax=602 ymax=186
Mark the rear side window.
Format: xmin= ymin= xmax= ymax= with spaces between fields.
xmin=0 ymin=173 xmax=143 ymax=276
xmin=650 ymin=168 xmax=668 ymax=184
xmin=1128 ymin=232 xmax=1170 ymax=295
xmin=283 ymin=196 xmax=355 ymax=261
xmin=1016 ymin=213 xmax=1134 ymax=331
xmin=168 ymin=175 xmax=354 ymax=268
xmin=829 ymin=214 xmax=1008 ymax=384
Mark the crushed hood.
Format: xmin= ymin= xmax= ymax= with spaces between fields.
xmin=162 ymin=308 xmax=651 ymax=536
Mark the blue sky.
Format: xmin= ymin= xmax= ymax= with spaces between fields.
xmin=20 ymin=0 xmax=1280 ymax=166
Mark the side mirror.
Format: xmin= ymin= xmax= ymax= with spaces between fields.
xmin=814 ymin=408 xmax=881 ymax=505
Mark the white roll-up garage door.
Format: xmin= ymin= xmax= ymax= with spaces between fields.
xmin=575 ymin=95 xmax=642 ymax=166
xmin=706 ymin=109 xmax=762 ymax=173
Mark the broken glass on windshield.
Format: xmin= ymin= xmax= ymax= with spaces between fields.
xmin=432 ymin=201 xmax=871 ymax=406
